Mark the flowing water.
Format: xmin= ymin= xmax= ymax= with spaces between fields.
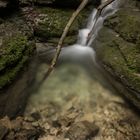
xmin=25 ymin=0 xmax=140 ymax=139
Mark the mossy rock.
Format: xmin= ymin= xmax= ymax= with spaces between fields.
xmin=0 ymin=34 xmax=35 ymax=89
xmin=0 ymin=14 xmax=35 ymax=89
xmin=34 ymin=7 xmax=90 ymax=44
xmin=94 ymin=26 xmax=140 ymax=106
xmin=104 ymin=9 xmax=140 ymax=45
xmin=0 ymin=35 xmax=27 ymax=72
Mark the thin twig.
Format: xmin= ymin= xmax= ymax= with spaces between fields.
xmin=50 ymin=0 xmax=89 ymax=69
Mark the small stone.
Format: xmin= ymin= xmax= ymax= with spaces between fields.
xmin=0 ymin=124 xmax=9 ymax=139
xmin=31 ymin=112 xmax=41 ymax=121
xmin=65 ymin=121 xmax=99 ymax=140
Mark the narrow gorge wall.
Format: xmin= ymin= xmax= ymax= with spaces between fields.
xmin=94 ymin=0 xmax=140 ymax=108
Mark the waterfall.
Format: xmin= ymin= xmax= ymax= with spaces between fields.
xmin=58 ymin=0 xmax=119 ymax=65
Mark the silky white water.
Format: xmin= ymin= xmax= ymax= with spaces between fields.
xmin=58 ymin=0 xmax=119 ymax=66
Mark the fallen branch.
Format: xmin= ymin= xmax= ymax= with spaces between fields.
xmin=38 ymin=0 xmax=89 ymax=85
xmin=87 ymin=0 xmax=115 ymax=44
xmin=50 ymin=0 xmax=89 ymax=69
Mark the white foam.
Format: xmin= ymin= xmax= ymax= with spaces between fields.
xmin=77 ymin=29 xmax=90 ymax=46
xmin=60 ymin=44 xmax=95 ymax=60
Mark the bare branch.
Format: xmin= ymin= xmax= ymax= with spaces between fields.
xmin=38 ymin=0 xmax=89 ymax=85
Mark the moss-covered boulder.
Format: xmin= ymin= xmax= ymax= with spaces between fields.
xmin=104 ymin=9 xmax=140 ymax=45
xmin=0 ymin=15 xmax=35 ymax=89
xmin=0 ymin=13 xmax=36 ymax=118
xmin=94 ymin=3 xmax=140 ymax=108
xmin=33 ymin=7 xmax=91 ymax=45
xmin=0 ymin=35 xmax=35 ymax=89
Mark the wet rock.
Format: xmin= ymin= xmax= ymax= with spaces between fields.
xmin=104 ymin=9 xmax=140 ymax=44
xmin=0 ymin=12 xmax=36 ymax=118
xmin=0 ymin=116 xmax=44 ymax=140
xmin=31 ymin=112 xmax=41 ymax=121
xmin=65 ymin=121 xmax=99 ymax=140
xmin=94 ymin=1 xmax=140 ymax=109
xmin=29 ymin=7 xmax=89 ymax=44
xmin=24 ymin=63 xmax=140 ymax=139
xmin=0 ymin=124 xmax=9 ymax=139
xmin=0 ymin=14 xmax=35 ymax=90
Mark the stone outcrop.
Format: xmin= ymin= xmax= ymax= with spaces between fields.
xmin=0 ymin=14 xmax=35 ymax=89
xmin=0 ymin=13 xmax=36 ymax=118
xmin=94 ymin=0 xmax=140 ymax=108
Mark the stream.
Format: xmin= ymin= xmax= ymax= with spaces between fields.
xmin=24 ymin=0 xmax=140 ymax=139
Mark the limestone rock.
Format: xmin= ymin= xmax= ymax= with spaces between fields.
xmin=94 ymin=1 xmax=140 ymax=108
xmin=65 ymin=121 xmax=99 ymax=140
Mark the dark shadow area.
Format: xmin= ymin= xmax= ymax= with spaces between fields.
xmin=0 ymin=1 xmax=19 ymax=18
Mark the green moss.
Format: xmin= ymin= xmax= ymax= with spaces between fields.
xmin=34 ymin=7 xmax=88 ymax=41
xmin=0 ymin=34 xmax=36 ymax=89
xmin=0 ymin=35 xmax=29 ymax=72
xmin=0 ymin=56 xmax=28 ymax=89
xmin=47 ymin=35 xmax=76 ymax=46
xmin=104 ymin=9 xmax=140 ymax=45
xmin=95 ymin=27 xmax=140 ymax=92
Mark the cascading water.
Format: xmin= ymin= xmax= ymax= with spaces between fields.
xmin=58 ymin=0 xmax=119 ymax=66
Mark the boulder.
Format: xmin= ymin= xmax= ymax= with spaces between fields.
xmin=0 ymin=13 xmax=36 ymax=118
xmin=23 ymin=6 xmax=91 ymax=45
xmin=93 ymin=5 xmax=140 ymax=108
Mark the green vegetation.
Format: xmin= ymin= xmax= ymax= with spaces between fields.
xmin=35 ymin=7 xmax=88 ymax=43
xmin=0 ymin=35 xmax=28 ymax=72
xmin=104 ymin=9 xmax=140 ymax=45
xmin=94 ymin=7 xmax=140 ymax=94
xmin=95 ymin=27 xmax=140 ymax=92
xmin=0 ymin=34 xmax=35 ymax=89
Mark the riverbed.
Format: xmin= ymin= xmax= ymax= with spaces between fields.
xmin=24 ymin=62 xmax=140 ymax=140
xmin=24 ymin=0 xmax=140 ymax=139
